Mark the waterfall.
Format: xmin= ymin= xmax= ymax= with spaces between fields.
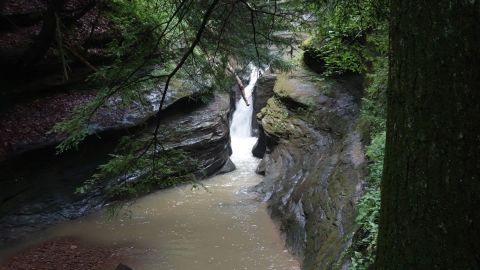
xmin=230 ymin=66 xmax=260 ymax=138
xmin=229 ymin=66 xmax=260 ymax=161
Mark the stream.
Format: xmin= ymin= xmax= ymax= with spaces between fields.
xmin=0 ymin=69 xmax=300 ymax=270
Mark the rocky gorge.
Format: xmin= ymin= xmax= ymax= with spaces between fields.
xmin=2 ymin=0 xmax=473 ymax=269
xmin=0 ymin=58 xmax=368 ymax=270
xmin=1 ymin=2 xmax=367 ymax=266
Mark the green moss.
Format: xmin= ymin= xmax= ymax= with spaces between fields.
xmin=258 ymin=97 xmax=316 ymax=146
xmin=258 ymin=98 xmax=291 ymax=138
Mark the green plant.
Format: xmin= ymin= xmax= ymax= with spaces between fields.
xmin=306 ymin=31 xmax=367 ymax=76
xmin=349 ymin=57 xmax=387 ymax=270
xmin=359 ymin=57 xmax=388 ymax=139
xmin=77 ymin=135 xmax=198 ymax=200
xmin=351 ymin=131 xmax=385 ymax=269
xmin=300 ymin=0 xmax=389 ymax=76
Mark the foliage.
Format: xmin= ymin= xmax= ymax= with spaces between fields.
xmin=301 ymin=31 xmax=367 ymax=76
xmin=77 ymin=135 xmax=198 ymax=200
xmin=350 ymin=57 xmax=387 ymax=269
xmin=358 ymin=57 xmax=388 ymax=139
xmin=351 ymin=131 xmax=385 ymax=269
xmin=300 ymin=0 xmax=389 ymax=76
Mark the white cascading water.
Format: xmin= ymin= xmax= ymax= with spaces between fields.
xmin=229 ymin=66 xmax=260 ymax=162
xmin=230 ymin=66 xmax=259 ymax=138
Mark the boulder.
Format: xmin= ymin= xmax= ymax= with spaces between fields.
xmin=251 ymin=126 xmax=267 ymax=158
xmin=154 ymin=94 xmax=231 ymax=177
xmin=216 ymin=158 xmax=236 ymax=175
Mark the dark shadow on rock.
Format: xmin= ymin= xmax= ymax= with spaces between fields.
xmin=115 ymin=263 xmax=134 ymax=270
xmin=252 ymin=126 xmax=267 ymax=158
xmin=216 ymin=158 xmax=236 ymax=175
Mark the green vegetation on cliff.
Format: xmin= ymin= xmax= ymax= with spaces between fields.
xmin=299 ymin=0 xmax=389 ymax=268
xmin=300 ymin=0 xmax=388 ymax=76
xmin=351 ymin=58 xmax=387 ymax=269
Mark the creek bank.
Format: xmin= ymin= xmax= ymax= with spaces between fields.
xmin=253 ymin=67 xmax=365 ymax=269
xmin=0 ymin=237 xmax=127 ymax=270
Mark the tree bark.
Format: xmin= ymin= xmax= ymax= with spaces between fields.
xmin=375 ymin=1 xmax=480 ymax=269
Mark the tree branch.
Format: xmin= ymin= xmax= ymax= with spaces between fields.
xmin=227 ymin=63 xmax=249 ymax=106
xmin=240 ymin=0 xmax=261 ymax=67
xmin=152 ymin=0 xmax=220 ymax=139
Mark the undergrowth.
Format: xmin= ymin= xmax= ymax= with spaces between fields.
xmin=76 ymin=134 xmax=198 ymax=201
xmin=299 ymin=1 xmax=388 ymax=267
xmin=350 ymin=57 xmax=387 ymax=270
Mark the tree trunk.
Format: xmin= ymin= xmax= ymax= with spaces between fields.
xmin=375 ymin=1 xmax=480 ymax=269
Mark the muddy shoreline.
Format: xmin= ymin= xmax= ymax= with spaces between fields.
xmin=0 ymin=237 xmax=130 ymax=270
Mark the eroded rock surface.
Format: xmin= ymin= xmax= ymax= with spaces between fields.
xmin=153 ymin=94 xmax=232 ymax=177
xmin=254 ymin=68 xmax=365 ymax=269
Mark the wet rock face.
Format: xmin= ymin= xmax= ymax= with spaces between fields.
xmin=0 ymin=93 xmax=232 ymax=245
xmin=254 ymin=68 xmax=365 ymax=269
xmin=0 ymin=135 xmax=117 ymax=245
xmin=251 ymin=72 xmax=277 ymax=158
xmin=153 ymin=94 xmax=232 ymax=177
xmin=252 ymin=73 xmax=276 ymax=136
xmin=251 ymin=125 xmax=267 ymax=158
